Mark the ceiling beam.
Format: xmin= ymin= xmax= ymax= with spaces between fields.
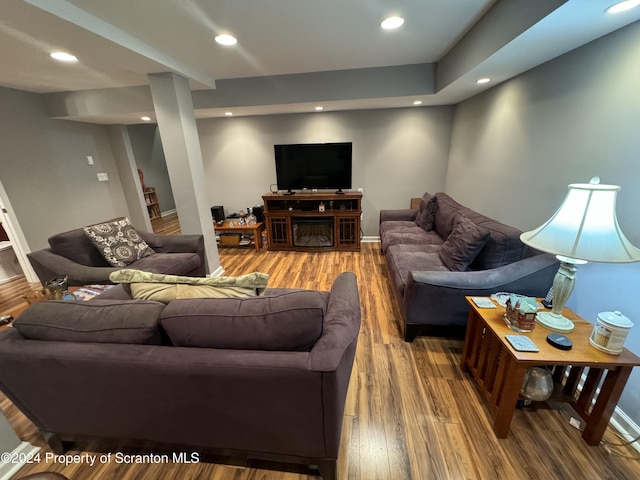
xmin=436 ymin=0 xmax=568 ymax=91
xmin=193 ymin=64 xmax=435 ymax=109
xmin=26 ymin=0 xmax=216 ymax=89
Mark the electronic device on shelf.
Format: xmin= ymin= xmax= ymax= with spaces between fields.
xmin=252 ymin=205 xmax=265 ymax=222
xmin=211 ymin=205 xmax=225 ymax=223
xmin=274 ymin=142 xmax=352 ymax=194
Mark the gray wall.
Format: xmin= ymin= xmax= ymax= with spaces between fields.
xmin=0 ymin=87 xmax=129 ymax=251
xmin=127 ymin=124 xmax=176 ymax=214
xmin=197 ymin=107 xmax=454 ymax=236
xmin=447 ymin=21 xmax=640 ymax=424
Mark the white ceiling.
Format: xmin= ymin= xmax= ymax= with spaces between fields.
xmin=1 ymin=0 xmax=639 ymax=124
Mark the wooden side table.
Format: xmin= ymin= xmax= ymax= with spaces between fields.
xmin=461 ymin=297 xmax=640 ymax=445
xmin=214 ymin=221 xmax=265 ymax=252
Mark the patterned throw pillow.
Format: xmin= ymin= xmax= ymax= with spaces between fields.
xmin=83 ymin=218 xmax=155 ymax=267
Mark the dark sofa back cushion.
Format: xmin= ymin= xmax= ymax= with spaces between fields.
xmin=48 ymin=227 xmax=112 ymax=267
xmin=13 ymin=300 xmax=165 ymax=344
xmin=434 ymin=193 xmax=526 ymax=270
xmin=160 ymin=290 xmax=329 ymax=351
xmin=434 ymin=193 xmax=471 ymax=239
xmin=463 ymin=211 xmax=526 ymax=269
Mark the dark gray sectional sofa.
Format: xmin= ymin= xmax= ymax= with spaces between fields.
xmin=0 ymin=272 xmax=361 ymax=480
xmin=27 ymin=218 xmax=205 ymax=285
xmin=380 ymin=192 xmax=559 ymax=341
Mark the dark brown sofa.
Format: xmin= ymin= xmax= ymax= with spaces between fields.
xmin=0 ymin=272 xmax=360 ymax=480
xmin=27 ymin=218 xmax=205 ymax=285
xmin=380 ymin=192 xmax=559 ymax=341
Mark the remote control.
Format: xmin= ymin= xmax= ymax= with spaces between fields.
xmin=505 ymin=335 xmax=539 ymax=352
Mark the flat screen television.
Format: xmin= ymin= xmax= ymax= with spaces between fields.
xmin=274 ymin=142 xmax=352 ymax=194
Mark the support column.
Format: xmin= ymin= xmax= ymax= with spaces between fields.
xmin=148 ymin=72 xmax=220 ymax=275
xmin=107 ymin=125 xmax=152 ymax=231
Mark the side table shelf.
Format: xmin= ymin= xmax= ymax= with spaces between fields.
xmin=214 ymin=221 xmax=265 ymax=253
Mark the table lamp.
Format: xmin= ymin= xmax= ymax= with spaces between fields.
xmin=520 ymin=177 xmax=640 ymax=333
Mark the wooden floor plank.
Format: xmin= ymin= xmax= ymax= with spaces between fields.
xmin=1 ymin=213 xmax=639 ymax=479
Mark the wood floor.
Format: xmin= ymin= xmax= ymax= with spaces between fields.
xmin=2 ymin=214 xmax=640 ymax=479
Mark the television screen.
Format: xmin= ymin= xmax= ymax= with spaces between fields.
xmin=274 ymin=142 xmax=352 ymax=193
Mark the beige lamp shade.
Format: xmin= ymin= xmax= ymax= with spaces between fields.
xmin=520 ymin=179 xmax=640 ymax=263
xmin=520 ymin=177 xmax=640 ymax=334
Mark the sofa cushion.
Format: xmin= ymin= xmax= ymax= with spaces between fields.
xmin=83 ymin=218 xmax=155 ymax=267
xmin=434 ymin=193 xmax=473 ymax=239
xmin=414 ymin=192 xmax=438 ymax=231
xmin=433 ymin=194 xmax=526 ymax=270
xmin=12 ymin=300 xmax=165 ymax=344
xmin=127 ymin=252 xmax=202 ymax=275
xmin=160 ymin=290 xmax=329 ymax=351
xmin=439 ymin=215 xmax=490 ymax=271
xmin=462 ymin=212 xmax=527 ymax=270
xmin=48 ymin=227 xmax=111 ymax=267
xmin=380 ymin=221 xmax=443 ymax=252
xmin=385 ymin=244 xmax=448 ymax=299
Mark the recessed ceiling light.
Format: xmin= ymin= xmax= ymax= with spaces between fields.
xmin=50 ymin=51 xmax=78 ymax=63
xmin=215 ymin=34 xmax=238 ymax=46
xmin=381 ymin=16 xmax=405 ymax=30
xmin=476 ymin=78 xmax=491 ymax=84
xmin=225 ymin=112 xmax=233 ymax=116
xmin=606 ymin=0 xmax=640 ymax=13
xmin=141 ymin=116 xmax=151 ymax=121
xmin=413 ymin=100 xmax=423 ymax=106
xmin=315 ymin=106 xmax=324 ymax=111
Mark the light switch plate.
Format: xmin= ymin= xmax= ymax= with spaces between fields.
xmin=97 ymin=173 xmax=109 ymax=182
xmin=86 ymin=155 xmax=94 ymax=165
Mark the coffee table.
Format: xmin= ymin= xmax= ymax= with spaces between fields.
xmin=214 ymin=221 xmax=265 ymax=252
xmin=461 ymin=296 xmax=640 ymax=445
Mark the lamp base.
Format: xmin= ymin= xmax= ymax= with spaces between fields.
xmin=536 ymin=311 xmax=574 ymax=333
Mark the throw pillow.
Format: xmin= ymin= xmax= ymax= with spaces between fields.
xmin=414 ymin=192 xmax=438 ymax=231
xmin=83 ymin=218 xmax=155 ymax=267
xmin=439 ymin=215 xmax=490 ymax=271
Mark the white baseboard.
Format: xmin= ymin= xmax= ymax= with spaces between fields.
xmin=610 ymin=407 xmax=640 ymax=454
xmin=0 ymin=442 xmax=40 ymax=480
xmin=362 ymin=236 xmax=380 ymax=243
xmin=160 ymin=208 xmax=177 ymax=217
xmin=571 ymin=369 xmax=640 ymax=453
xmin=208 ymin=265 xmax=225 ymax=278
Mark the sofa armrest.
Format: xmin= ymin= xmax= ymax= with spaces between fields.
xmin=309 ymin=272 xmax=361 ymax=372
xmin=411 ymin=254 xmax=559 ymax=290
xmin=379 ymin=208 xmax=418 ymax=224
xmin=403 ymin=253 xmax=559 ymax=329
xmin=27 ymin=249 xmax=119 ymax=286
xmin=308 ymin=271 xmax=361 ymax=459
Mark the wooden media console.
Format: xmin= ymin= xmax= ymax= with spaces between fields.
xmin=262 ymin=192 xmax=362 ymax=252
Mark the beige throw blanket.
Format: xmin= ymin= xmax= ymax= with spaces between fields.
xmin=109 ymin=269 xmax=269 ymax=303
